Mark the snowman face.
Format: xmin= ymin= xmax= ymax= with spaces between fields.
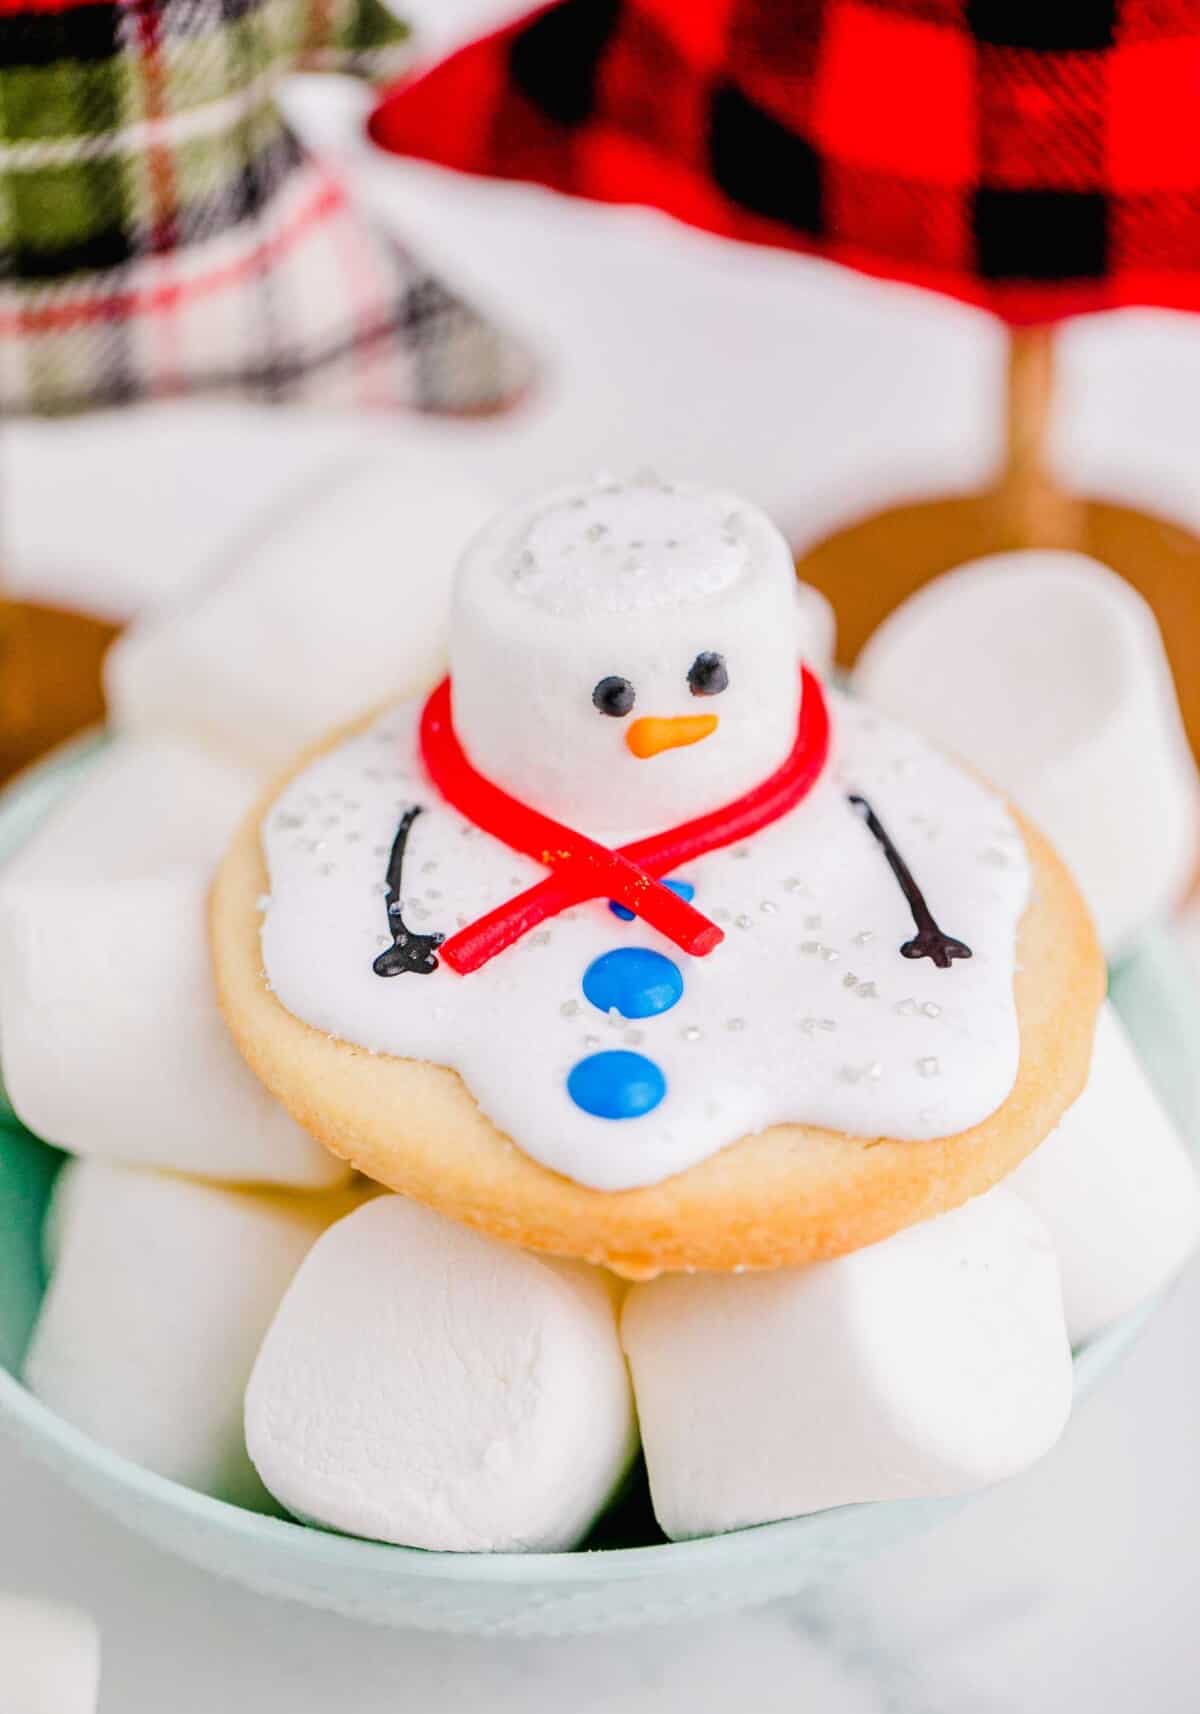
xmin=450 ymin=479 xmax=804 ymax=836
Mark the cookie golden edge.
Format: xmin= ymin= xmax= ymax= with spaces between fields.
xmin=210 ymin=715 xmax=1106 ymax=1281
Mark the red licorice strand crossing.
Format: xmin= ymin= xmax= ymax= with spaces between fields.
xmin=418 ymin=666 xmax=830 ymax=973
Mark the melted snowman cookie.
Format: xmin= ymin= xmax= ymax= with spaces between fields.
xmin=212 ymin=477 xmax=1103 ymax=1275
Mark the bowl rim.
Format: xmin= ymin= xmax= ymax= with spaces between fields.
xmin=0 ymin=730 xmax=1173 ymax=1586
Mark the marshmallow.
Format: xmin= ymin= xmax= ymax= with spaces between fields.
xmin=24 ymin=1161 xmax=367 ymax=1507
xmin=0 ymin=737 xmax=343 ymax=1187
xmin=0 ymin=1594 xmax=99 ymax=1714
xmin=1010 ymin=1004 xmax=1200 ymax=1345
xmin=622 ymin=1188 xmax=1071 ymax=1540
xmin=105 ymin=458 xmax=499 ymax=775
xmin=852 ymin=552 xmax=1200 ymax=958
xmin=450 ymin=476 xmax=804 ymax=835
xmin=245 ymin=1196 xmax=637 ymax=1551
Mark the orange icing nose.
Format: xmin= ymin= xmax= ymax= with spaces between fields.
xmin=626 ymin=714 xmax=719 ymax=759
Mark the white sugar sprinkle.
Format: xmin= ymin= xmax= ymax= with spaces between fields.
xmin=560 ymin=999 xmax=581 ymax=1018
xmin=917 ymin=1056 xmax=941 ymax=1079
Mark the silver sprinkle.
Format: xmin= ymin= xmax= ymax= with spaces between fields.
xmin=843 ymin=972 xmax=858 ymax=989
xmin=560 ymin=1000 xmax=581 ymax=1019
xmin=917 ymin=1056 xmax=941 ymax=1079
xmin=735 ymin=913 xmax=753 ymax=930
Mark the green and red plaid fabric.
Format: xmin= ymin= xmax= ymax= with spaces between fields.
xmin=370 ymin=0 xmax=1200 ymax=325
xmin=0 ymin=0 xmax=530 ymax=413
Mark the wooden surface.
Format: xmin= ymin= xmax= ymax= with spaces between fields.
xmin=0 ymin=603 xmax=118 ymax=784
xmin=798 ymin=490 xmax=1200 ymax=765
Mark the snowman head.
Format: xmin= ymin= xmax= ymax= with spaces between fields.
xmin=449 ymin=477 xmax=805 ymax=836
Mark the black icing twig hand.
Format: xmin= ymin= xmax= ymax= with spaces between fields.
xmin=847 ymin=794 xmax=972 ymax=970
xmin=372 ymin=806 xmax=445 ymax=978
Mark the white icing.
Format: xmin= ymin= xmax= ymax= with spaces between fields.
xmin=260 ymin=690 xmax=1030 ymax=1193
xmin=449 ymin=477 xmax=803 ymax=835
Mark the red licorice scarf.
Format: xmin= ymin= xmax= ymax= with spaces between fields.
xmin=417 ymin=666 xmax=831 ymax=974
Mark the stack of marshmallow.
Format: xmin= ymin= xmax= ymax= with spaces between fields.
xmin=2 ymin=519 xmax=1199 ymax=1551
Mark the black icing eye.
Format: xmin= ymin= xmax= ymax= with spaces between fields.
xmin=687 ymin=651 xmax=729 ymax=697
xmin=593 ymin=675 xmax=636 ymax=718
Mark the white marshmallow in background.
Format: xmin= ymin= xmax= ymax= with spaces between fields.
xmin=106 ymin=458 xmax=500 ymax=776
xmin=622 ymin=1189 xmax=1071 ymax=1542
xmin=0 ymin=1593 xmax=99 ymax=1714
xmin=852 ymin=552 xmax=1200 ymax=959
xmin=246 ymin=1196 xmax=637 ymax=1552
xmin=1011 ymin=1004 xmax=1200 ymax=1346
xmin=24 ymin=1161 xmax=369 ymax=1508
xmin=0 ymin=737 xmax=343 ymax=1187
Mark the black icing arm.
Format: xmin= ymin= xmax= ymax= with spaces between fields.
xmin=847 ymin=794 xmax=972 ymax=970
xmin=372 ymin=806 xmax=445 ymax=977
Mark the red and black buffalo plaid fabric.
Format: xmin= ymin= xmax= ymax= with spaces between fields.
xmin=370 ymin=0 xmax=1200 ymax=324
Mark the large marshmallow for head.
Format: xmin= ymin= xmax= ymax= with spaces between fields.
xmin=24 ymin=1161 xmax=366 ymax=1508
xmin=1010 ymin=1004 xmax=1200 ymax=1345
xmin=106 ymin=458 xmax=499 ymax=775
xmin=622 ymin=1188 xmax=1071 ymax=1541
xmin=0 ymin=1594 xmax=100 ymax=1714
xmin=0 ymin=737 xmax=343 ymax=1187
xmin=245 ymin=1196 xmax=637 ymax=1551
xmin=450 ymin=476 xmax=804 ymax=834
xmin=852 ymin=552 xmax=1200 ymax=957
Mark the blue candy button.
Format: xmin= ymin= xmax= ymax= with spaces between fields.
xmin=582 ymin=946 xmax=684 ymax=1019
xmin=567 ymin=1051 xmax=666 ymax=1120
xmin=609 ymin=878 xmax=694 ymax=921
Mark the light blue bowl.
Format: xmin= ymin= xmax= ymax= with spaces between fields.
xmin=0 ymin=740 xmax=1194 ymax=1635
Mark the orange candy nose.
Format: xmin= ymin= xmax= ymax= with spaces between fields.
xmin=626 ymin=714 xmax=719 ymax=759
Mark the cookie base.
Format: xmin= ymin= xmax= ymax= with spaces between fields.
xmin=212 ymin=742 xmax=1104 ymax=1279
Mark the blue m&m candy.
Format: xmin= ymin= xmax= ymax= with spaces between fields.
xmin=609 ymin=878 xmax=694 ymax=921
xmin=582 ymin=946 xmax=684 ymax=1019
xmin=567 ymin=1050 xmax=666 ymax=1119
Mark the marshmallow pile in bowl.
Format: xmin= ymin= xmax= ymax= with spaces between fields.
xmin=0 ymin=468 xmax=1198 ymax=1631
